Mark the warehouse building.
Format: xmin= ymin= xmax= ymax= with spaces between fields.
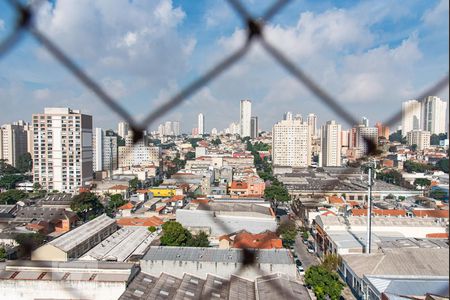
xmin=32 ymin=214 xmax=117 ymax=261
xmin=140 ymin=246 xmax=296 ymax=280
xmin=0 ymin=260 xmax=136 ymax=300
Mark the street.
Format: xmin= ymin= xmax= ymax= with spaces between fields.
xmin=294 ymin=233 xmax=319 ymax=268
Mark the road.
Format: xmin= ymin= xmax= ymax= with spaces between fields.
xmin=293 ymin=234 xmax=319 ymax=268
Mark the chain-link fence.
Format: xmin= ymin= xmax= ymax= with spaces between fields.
xmin=1 ymin=0 xmax=448 ymax=299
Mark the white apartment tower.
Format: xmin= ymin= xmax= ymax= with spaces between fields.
xmin=93 ymin=128 xmax=118 ymax=173
xmin=422 ymin=96 xmax=447 ymax=135
xmin=172 ymin=121 xmax=181 ymax=136
xmin=320 ymin=120 xmax=342 ymax=167
xmin=32 ymin=108 xmax=93 ymax=193
xmin=117 ymin=121 xmax=129 ymax=138
xmin=407 ymin=130 xmax=431 ymax=151
xmin=307 ymin=113 xmax=318 ymax=137
xmin=250 ymin=116 xmax=258 ymax=139
xmin=0 ymin=122 xmax=29 ymax=167
xmin=240 ymin=100 xmax=252 ymax=137
xmin=272 ymin=119 xmax=311 ymax=167
xmin=356 ymin=125 xmax=378 ymax=155
xmin=401 ymin=100 xmax=422 ymax=137
xmin=118 ymin=132 xmax=161 ymax=167
xmin=198 ymin=113 xmax=204 ymax=135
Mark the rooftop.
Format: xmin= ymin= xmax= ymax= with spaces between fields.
xmin=118 ymin=271 xmax=306 ymax=300
xmin=142 ymin=246 xmax=293 ymax=265
xmin=342 ymin=248 xmax=449 ymax=278
xmin=48 ymin=214 xmax=116 ymax=252
xmin=117 ymin=216 xmax=164 ymax=227
xmin=79 ymin=227 xmax=156 ymax=262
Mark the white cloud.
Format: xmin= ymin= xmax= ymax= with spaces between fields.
xmin=422 ymin=0 xmax=449 ymax=27
xmin=33 ymin=88 xmax=51 ymax=100
xmin=35 ymin=0 xmax=195 ymax=88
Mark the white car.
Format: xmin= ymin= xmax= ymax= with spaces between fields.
xmin=297 ymin=264 xmax=305 ymax=275
xmin=307 ymin=247 xmax=315 ymax=253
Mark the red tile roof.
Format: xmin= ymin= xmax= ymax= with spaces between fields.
xmin=426 ymin=233 xmax=449 ymax=239
xmin=220 ymin=230 xmax=282 ymax=249
xmin=117 ymin=216 xmax=164 ymax=227
xmin=109 ymin=185 xmax=128 ymax=190
xmin=352 ymin=209 xmax=407 ymax=217
xmin=118 ymin=202 xmax=134 ymax=210
xmin=328 ymin=196 xmax=345 ymax=205
xmin=413 ymin=209 xmax=449 ymax=218
xmin=230 ymin=181 xmax=248 ymax=189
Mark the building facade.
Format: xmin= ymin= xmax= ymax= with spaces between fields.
xmin=198 ymin=113 xmax=204 ymax=135
xmin=117 ymin=121 xmax=129 ymax=138
xmin=32 ymin=108 xmax=93 ymax=193
xmin=93 ymin=128 xmax=118 ymax=172
xmin=307 ymin=113 xmax=317 ymax=138
xmin=240 ymin=100 xmax=252 ymax=137
xmin=272 ymin=119 xmax=311 ymax=167
xmin=250 ymin=116 xmax=258 ymax=139
xmin=402 ymin=100 xmax=422 ymax=136
xmin=0 ymin=121 xmax=29 ymax=167
xmin=320 ymin=120 xmax=341 ymax=167
xmin=422 ymin=96 xmax=447 ymax=135
xmin=118 ymin=133 xmax=161 ymax=167
xmin=407 ymin=130 xmax=431 ymax=151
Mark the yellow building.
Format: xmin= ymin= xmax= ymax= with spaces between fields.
xmin=148 ymin=188 xmax=176 ymax=197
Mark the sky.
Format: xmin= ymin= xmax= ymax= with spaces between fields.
xmin=0 ymin=0 xmax=448 ymax=133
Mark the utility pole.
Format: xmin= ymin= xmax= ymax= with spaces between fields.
xmin=366 ymin=160 xmax=374 ymax=254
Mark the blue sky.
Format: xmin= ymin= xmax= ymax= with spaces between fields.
xmin=0 ymin=0 xmax=448 ymax=132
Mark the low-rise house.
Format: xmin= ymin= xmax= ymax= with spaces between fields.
xmin=117 ymin=216 xmax=164 ymax=228
xmin=219 ymin=230 xmax=282 ymax=249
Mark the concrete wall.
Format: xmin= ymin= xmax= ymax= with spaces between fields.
xmin=140 ymin=259 xmax=296 ymax=280
xmin=176 ymin=209 xmax=278 ymax=236
xmin=31 ymin=244 xmax=67 ymax=261
xmin=0 ymin=279 xmax=126 ymax=300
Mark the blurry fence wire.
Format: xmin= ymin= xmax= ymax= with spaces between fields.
xmin=0 ymin=0 xmax=449 ymax=297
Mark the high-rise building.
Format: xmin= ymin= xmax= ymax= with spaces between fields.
xmin=228 ymin=122 xmax=239 ymax=135
xmin=284 ymin=112 xmax=293 ymax=121
xmin=272 ymin=119 xmax=311 ymax=167
xmin=375 ymin=122 xmax=390 ymax=139
xmin=250 ymin=116 xmax=258 ymax=139
xmin=240 ymin=100 xmax=252 ymax=137
xmin=355 ymin=125 xmax=378 ymax=155
xmin=320 ymin=120 xmax=341 ymax=167
xmin=0 ymin=121 xmax=29 ymax=167
xmin=32 ymin=108 xmax=93 ymax=193
xmin=307 ymin=113 xmax=317 ymax=137
xmin=118 ymin=132 xmax=161 ymax=167
xmin=198 ymin=113 xmax=204 ymax=135
xmin=164 ymin=121 xmax=173 ymax=136
xmin=172 ymin=121 xmax=181 ymax=136
xmin=407 ymin=130 xmax=431 ymax=151
xmin=401 ymin=100 xmax=422 ymax=136
xmin=361 ymin=117 xmax=369 ymax=127
xmin=117 ymin=121 xmax=129 ymax=138
xmin=93 ymin=128 xmax=118 ymax=173
xmin=422 ymin=96 xmax=447 ymax=135
xmin=294 ymin=114 xmax=302 ymax=122
xmin=211 ymin=128 xmax=218 ymax=136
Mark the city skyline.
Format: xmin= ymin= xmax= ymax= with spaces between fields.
xmin=0 ymin=0 xmax=448 ymax=131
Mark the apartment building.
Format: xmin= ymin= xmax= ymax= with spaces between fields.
xmin=32 ymin=107 xmax=93 ymax=193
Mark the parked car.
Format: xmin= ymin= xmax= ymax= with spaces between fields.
xmin=307 ymin=247 xmax=315 ymax=254
xmin=296 ymin=260 xmax=305 ymax=275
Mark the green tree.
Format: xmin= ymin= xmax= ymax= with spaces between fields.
xmin=305 ymin=265 xmax=344 ymax=300
xmin=389 ymin=130 xmax=403 ymax=143
xmin=0 ymin=159 xmax=19 ymax=175
xmin=0 ymin=247 xmax=6 ymax=260
xmin=33 ymin=182 xmax=42 ymax=192
xmin=148 ymin=226 xmax=157 ymax=233
xmin=160 ymin=221 xmax=192 ymax=246
xmin=186 ymin=231 xmax=210 ymax=247
xmin=410 ymin=144 xmax=418 ymax=152
xmin=302 ymin=231 xmax=309 ymax=241
xmin=70 ymin=192 xmax=104 ymax=221
xmin=321 ymin=254 xmax=341 ymax=272
xmin=0 ymin=189 xmax=27 ymax=204
xmin=414 ymin=178 xmax=431 ymax=188
xmin=404 ymin=160 xmax=433 ymax=173
xmin=429 ymin=189 xmax=447 ymax=201
xmin=211 ymin=138 xmax=222 ymax=146
xmin=109 ymin=194 xmax=127 ymax=210
xmin=276 ymin=220 xmax=297 ymax=248
xmin=0 ymin=174 xmax=25 ymax=189
xmin=129 ymin=177 xmax=140 ymax=191
xmin=16 ymin=153 xmax=32 ymax=173
xmin=264 ymin=182 xmax=290 ymax=202
xmin=14 ymin=233 xmax=46 ymax=256
xmin=185 ymin=151 xmax=195 ymax=160
xmin=436 ymin=158 xmax=449 ymax=173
